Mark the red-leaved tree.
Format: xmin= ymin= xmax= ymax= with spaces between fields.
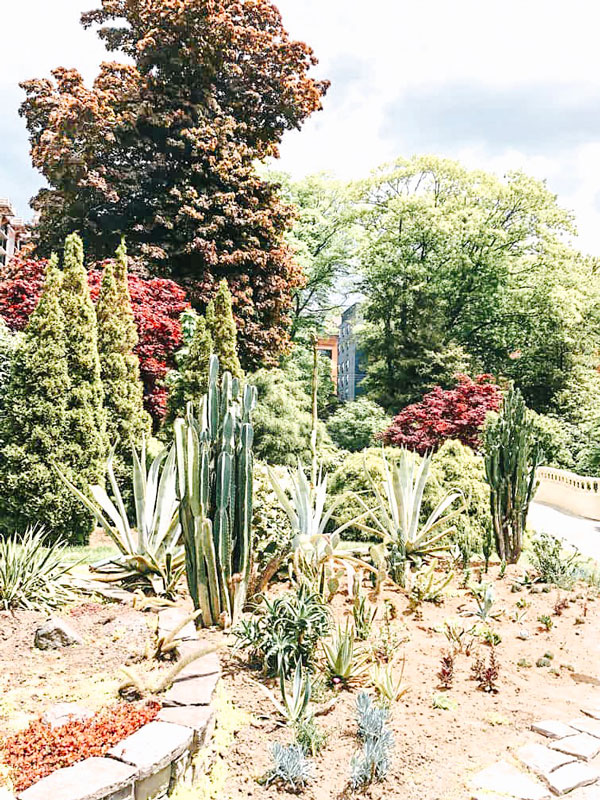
xmin=0 ymin=256 xmax=189 ymax=422
xmin=380 ymin=374 xmax=502 ymax=454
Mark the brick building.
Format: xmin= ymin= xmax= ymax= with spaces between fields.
xmin=0 ymin=199 xmax=28 ymax=268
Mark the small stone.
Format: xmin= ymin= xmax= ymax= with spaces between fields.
xmin=107 ymin=721 xmax=193 ymax=780
xmin=157 ymin=706 xmax=214 ymax=749
xmin=531 ymin=720 xmax=578 ymax=740
xmin=570 ymin=673 xmax=600 ymax=687
xmin=34 ymin=617 xmax=83 ymax=650
xmin=17 ymin=757 xmax=136 ymax=800
xmin=42 ymin=703 xmax=91 ymax=729
xmin=544 ymin=761 xmax=600 ymax=795
xmin=175 ymin=650 xmax=220 ymax=681
xmin=516 ymin=743 xmax=575 ymax=777
xmin=517 ymin=629 xmax=531 ymax=640
xmin=470 ymin=760 xmax=551 ymax=799
xmin=550 ymin=733 xmax=600 ymax=761
xmin=163 ymin=672 xmax=220 ymax=707
xmin=569 ymin=717 xmax=600 ymax=739
xmin=157 ymin=609 xmax=197 ymax=643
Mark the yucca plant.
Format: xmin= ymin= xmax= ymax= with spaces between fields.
xmin=322 ymin=621 xmax=370 ymax=687
xmin=353 ymin=591 xmax=377 ymax=641
xmin=369 ymin=661 xmax=409 ymax=705
xmin=354 ymin=448 xmax=465 ymax=587
xmin=59 ymin=440 xmax=184 ymax=597
xmin=0 ymin=525 xmax=76 ymax=610
xmin=255 ymin=662 xmax=312 ymax=726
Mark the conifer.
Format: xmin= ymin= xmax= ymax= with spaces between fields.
xmin=165 ymin=314 xmax=213 ymax=425
xmin=206 ymin=280 xmax=243 ymax=380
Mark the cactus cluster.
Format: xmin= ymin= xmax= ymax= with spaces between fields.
xmin=174 ymin=354 xmax=256 ymax=627
xmin=483 ymin=386 xmax=542 ymax=564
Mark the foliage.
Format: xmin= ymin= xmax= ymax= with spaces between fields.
xmin=527 ymin=410 xmax=578 ymax=471
xmin=232 ymin=585 xmax=330 ymax=678
xmin=470 ymin=583 xmax=498 ymax=622
xmin=0 ymin=525 xmax=76 ymax=611
xmin=438 ymin=651 xmax=455 ymax=689
xmin=165 ymin=313 xmax=213 ymax=426
xmin=205 ymin=280 xmax=243 ymax=381
xmin=3 ymin=701 xmax=160 ymax=792
xmin=266 ymin=743 xmax=314 ymax=790
xmin=174 ymin=355 xmax=256 ymax=627
xmin=0 ymin=259 xmax=88 ymax=542
xmin=327 ymin=398 xmax=390 ymax=451
xmin=0 ymin=320 xmax=21 ymax=443
xmin=59 ymin=440 xmax=184 ymax=597
xmin=351 ymin=692 xmax=394 ymax=788
xmin=369 ymin=662 xmax=409 ymax=705
xmin=529 ymin=533 xmax=580 ymax=589
xmin=408 ymin=562 xmax=453 ymax=610
xmin=381 ymin=374 xmax=501 ymax=454
xmin=471 ymin=647 xmax=500 ymax=693
xmin=355 ymin=155 xmax=600 ymax=413
xmin=484 ymin=386 xmax=542 ymax=563
xmin=353 ymin=591 xmax=377 ymax=641
xmin=322 ymin=622 xmax=370 ymax=687
xmin=20 ymin=0 xmax=327 ymax=369
xmin=258 ymin=662 xmax=312 ymax=727
xmin=282 ymin=344 xmax=339 ymax=418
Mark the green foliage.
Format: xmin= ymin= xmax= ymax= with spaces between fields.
xmin=282 ymin=344 xmax=338 ymax=417
xmin=174 ymin=355 xmax=256 ymax=627
xmin=369 ymin=662 xmax=409 ymax=705
xmin=97 ymin=240 xmax=150 ymax=452
xmin=0 ymin=259 xmax=88 ymax=542
xmin=0 ymin=525 xmax=76 ymax=610
xmin=527 ymin=410 xmax=578 ymax=471
xmin=322 ymin=622 xmax=370 ymax=686
xmin=408 ymin=562 xmax=454 ymax=610
xmin=0 ymin=320 xmax=21 ymax=445
xmin=529 ymin=533 xmax=580 ymax=588
xmin=353 ymin=591 xmax=377 ymax=641
xmin=326 ymin=398 xmax=389 ymax=451
xmin=232 ymin=585 xmax=331 ymax=678
xmin=484 ymin=386 xmax=542 ymax=563
xmin=206 ymin=280 xmax=243 ymax=381
xmin=266 ymin=743 xmax=314 ymax=790
xmin=351 ymin=692 xmax=394 ymax=788
xmin=165 ymin=311 xmax=213 ymax=426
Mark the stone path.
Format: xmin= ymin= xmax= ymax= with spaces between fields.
xmin=470 ymin=705 xmax=600 ymax=798
xmin=528 ymin=503 xmax=600 ymax=563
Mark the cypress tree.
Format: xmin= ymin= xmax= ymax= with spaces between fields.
xmin=165 ymin=314 xmax=213 ymax=425
xmin=0 ymin=259 xmax=85 ymax=541
xmin=97 ymin=240 xmax=150 ymax=450
xmin=206 ymin=280 xmax=243 ymax=380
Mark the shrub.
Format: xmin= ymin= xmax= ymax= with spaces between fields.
xmin=266 ymin=743 xmax=314 ymax=790
xmin=250 ymin=463 xmax=293 ymax=594
xmin=381 ymin=374 xmax=501 ymax=454
xmin=0 ymin=320 xmax=21 ymax=444
xmin=327 ymin=398 xmax=390 ymax=451
xmin=351 ymin=692 xmax=394 ymax=788
xmin=527 ymin=410 xmax=578 ymax=470
xmin=529 ymin=533 xmax=580 ymax=588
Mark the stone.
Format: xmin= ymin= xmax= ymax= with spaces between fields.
xmin=157 ymin=705 xmax=214 ymax=749
xmin=531 ymin=720 xmax=579 ymax=740
xmin=42 ymin=702 xmax=91 ymax=729
xmin=162 ymin=672 xmax=220 ymax=707
xmin=544 ymin=761 xmax=600 ymax=795
xmin=107 ymin=721 xmax=193 ymax=780
xmin=18 ymin=757 xmax=136 ymax=800
xmin=174 ymin=647 xmax=220 ymax=681
xmin=469 ymin=760 xmax=551 ymax=800
xmin=565 ymin=784 xmax=600 ymax=799
xmin=570 ymin=673 xmax=600 ymax=687
xmin=34 ymin=617 xmax=83 ymax=650
xmin=134 ymin=765 xmax=171 ymax=800
xmin=0 ymin=790 xmax=15 ymax=800
xmin=581 ymin=708 xmax=600 ymax=721
xmin=516 ymin=743 xmax=575 ymax=777
xmin=550 ymin=733 xmax=600 ymax=761
xmin=570 ymin=717 xmax=600 ymax=738
xmin=157 ymin=609 xmax=197 ymax=643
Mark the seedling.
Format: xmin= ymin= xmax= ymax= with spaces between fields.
xmin=471 ymin=647 xmax=500 ymax=693
xmin=537 ymin=614 xmax=553 ymax=632
xmin=437 ymin=650 xmax=454 ymax=689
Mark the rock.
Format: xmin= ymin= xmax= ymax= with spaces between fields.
xmin=174 ymin=649 xmax=221 ymax=681
xmin=162 ymin=672 xmax=220 ymax=707
xmin=34 ymin=618 xmax=83 ymax=650
xmin=157 ymin=706 xmax=214 ymax=749
xmin=157 ymin=609 xmax=197 ymax=643
xmin=570 ymin=673 xmax=600 ymax=687
xmin=0 ymin=789 xmax=16 ymax=800
xmin=569 ymin=717 xmax=600 ymax=739
xmin=469 ymin=760 xmax=551 ymax=800
xmin=543 ymin=761 xmax=600 ymax=795
xmin=17 ymin=757 xmax=136 ymax=800
xmin=550 ymin=733 xmax=600 ymax=761
xmin=531 ymin=720 xmax=578 ymax=740
xmin=581 ymin=707 xmax=600 ymax=721
xmin=42 ymin=703 xmax=91 ymax=729
xmin=516 ymin=743 xmax=575 ymax=778
xmin=107 ymin=721 xmax=193 ymax=780
xmin=517 ymin=629 xmax=531 ymax=640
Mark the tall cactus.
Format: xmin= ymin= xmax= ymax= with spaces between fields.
xmin=483 ymin=385 xmax=542 ymax=564
xmin=174 ymin=355 xmax=256 ymax=627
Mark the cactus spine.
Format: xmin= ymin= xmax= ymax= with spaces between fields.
xmin=174 ymin=355 xmax=256 ymax=627
xmin=483 ymin=385 xmax=541 ymax=564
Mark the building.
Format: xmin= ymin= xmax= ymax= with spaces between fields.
xmin=337 ymin=302 xmax=366 ymax=401
xmin=0 ymin=199 xmax=28 ymax=268
xmin=316 ymin=335 xmax=339 ymax=387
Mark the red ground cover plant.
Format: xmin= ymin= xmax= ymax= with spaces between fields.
xmin=2 ymin=701 xmax=160 ymax=792
xmin=380 ymin=374 xmax=502 ymax=454
xmin=0 ymin=256 xmax=189 ymax=423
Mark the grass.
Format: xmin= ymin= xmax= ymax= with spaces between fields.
xmin=62 ymin=544 xmax=119 ymax=565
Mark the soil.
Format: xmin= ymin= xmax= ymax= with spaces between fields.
xmin=215 ymin=564 xmax=600 ymax=800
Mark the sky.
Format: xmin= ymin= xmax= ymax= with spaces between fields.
xmin=2 ymin=1 xmax=600 ymax=252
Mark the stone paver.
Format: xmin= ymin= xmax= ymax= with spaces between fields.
xmin=470 ymin=760 xmax=551 ymax=800
xmin=550 ymin=733 xmax=600 ymax=761
xmin=544 ymin=761 xmax=600 ymax=796
xmin=42 ymin=702 xmax=91 ymax=729
xmin=581 ymin=708 xmax=600 ymax=721
xmin=570 ymin=717 xmax=600 ymax=739
xmin=18 ymin=757 xmax=136 ymax=800
xmin=157 ymin=609 xmax=197 ymax=642
xmin=0 ymin=790 xmax=15 ymax=800
xmin=516 ymin=743 xmax=575 ymax=778
xmin=532 ymin=720 xmax=579 ymax=740
xmin=157 ymin=705 xmax=214 ymax=749
xmin=163 ymin=671 xmax=220 ymax=707
xmin=175 ymin=647 xmax=221 ymax=680
xmin=565 ymin=784 xmax=600 ymax=799
xmin=107 ymin=721 xmax=193 ymax=779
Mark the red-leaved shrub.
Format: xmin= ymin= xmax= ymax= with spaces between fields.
xmin=3 ymin=701 xmax=160 ymax=792
xmin=380 ymin=374 xmax=502 ymax=454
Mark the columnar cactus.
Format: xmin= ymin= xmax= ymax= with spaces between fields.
xmin=483 ymin=385 xmax=542 ymax=564
xmin=174 ymin=355 xmax=256 ymax=627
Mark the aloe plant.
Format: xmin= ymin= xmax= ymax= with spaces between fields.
xmin=58 ymin=440 xmax=184 ymax=596
xmin=174 ymin=355 xmax=256 ymax=627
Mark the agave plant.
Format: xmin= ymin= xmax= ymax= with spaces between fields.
xmin=322 ymin=621 xmax=370 ymax=687
xmin=0 ymin=525 xmax=77 ymax=610
xmin=354 ymin=448 xmax=465 ymax=587
xmin=254 ymin=662 xmax=312 ymax=726
xmin=58 ymin=440 xmax=184 ymax=596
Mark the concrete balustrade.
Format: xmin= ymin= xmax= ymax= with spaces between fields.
xmin=535 ymin=467 xmax=600 ymax=521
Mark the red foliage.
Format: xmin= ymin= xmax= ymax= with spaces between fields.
xmin=3 ymin=701 xmax=160 ymax=792
xmin=0 ymin=256 xmax=189 ymax=422
xmin=381 ymin=374 xmax=502 ymax=454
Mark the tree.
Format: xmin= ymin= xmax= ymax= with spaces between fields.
xmin=356 ymin=156 xmax=600 ymax=412
xmin=282 ymin=344 xmax=338 ymax=417
xmin=206 ymin=280 xmax=243 ymax=380
xmin=20 ymin=0 xmax=328 ymax=368
xmin=96 ymin=241 xmax=150 ymax=452
xmin=381 ymin=375 xmax=502 ymax=455
xmin=59 ymin=234 xmax=107 ymax=495
xmin=0 ymin=260 xmax=87 ymax=542
xmin=165 ymin=312 xmax=213 ymax=425
xmin=327 ymin=398 xmax=389 ymax=452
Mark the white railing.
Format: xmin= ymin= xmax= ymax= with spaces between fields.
xmin=535 ymin=466 xmax=600 ymax=520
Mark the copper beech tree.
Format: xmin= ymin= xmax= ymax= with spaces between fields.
xmin=20 ymin=0 xmax=328 ymax=367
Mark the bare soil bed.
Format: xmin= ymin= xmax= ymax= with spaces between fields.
xmin=217 ymin=564 xmax=600 ymax=800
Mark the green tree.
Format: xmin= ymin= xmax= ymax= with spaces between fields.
xmin=0 ymin=259 xmax=87 ymax=542
xmin=282 ymin=343 xmax=338 ymax=417
xmin=97 ymin=240 xmax=150 ymax=453
xmin=206 ymin=280 xmax=243 ymax=381
xmin=165 ymin=312 xmax=213 ymax=425
xmin=59 ymin=233 xmax=107 ymax=491
xmin=326 ymin=398 xmax=389 ymax=451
